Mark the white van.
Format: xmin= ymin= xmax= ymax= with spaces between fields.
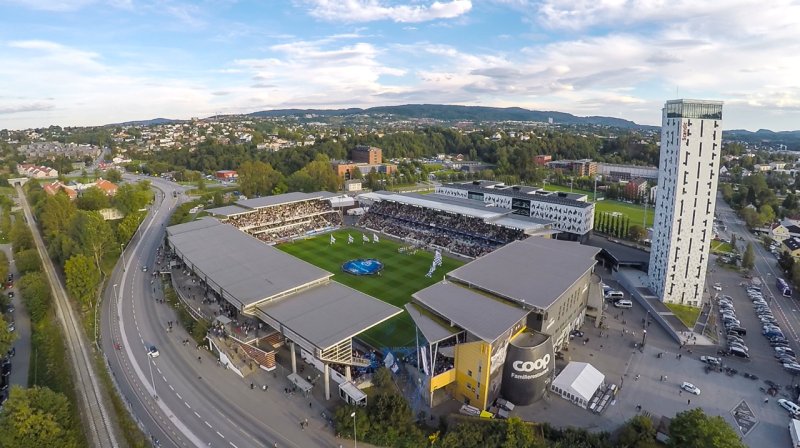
xmin=779 ymin=399 xmax=800 ymax=417
xmin=605 ymin=291 xmax=624 ymax=301
xmin=614 ymin=299 xmax=633 ymax=309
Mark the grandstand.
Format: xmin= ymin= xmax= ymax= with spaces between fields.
xmin=357 ymin=191 xmax=552 ymax=258
xmin=436 ymin=180 xmax=595 ymax=240
xmin=207 ymin=191 xmax=342 ymax=244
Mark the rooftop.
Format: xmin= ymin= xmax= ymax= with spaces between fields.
xmin=412 ymin=281 xmax=528 ymax=343
xmin=167 ymin=219 xmax=331 ymax=309
xmin=444 ymin=181 xmax=591 ymax=207
xmin=236 ymin=191 xmax=325 ymax=210
xmin=447 ymin=237 xmax=600 ymax=311
xmin=256 ymin=282 xmax=401 ymax=350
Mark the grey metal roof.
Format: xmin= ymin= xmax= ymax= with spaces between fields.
xmin=236 ymin=192 xmax=322 ymax=210
xmin=206 ymin=205 xmax=250 ymax=217
xmin=166 ymin=217 xmax=223 ymax=236
xmin=490 ymin=216 xmax=551 ymax=232
xmin=447 ymin=237 xmax=600 ymax=311
xmin=412 ymin=282 xmax=528 ymax=343
xmin=584 ymin=236 xmax=650 ymax=265
xmin=257 ymin=282 xmax=402 ymax=349
xmin=404 ymin=303 xmax=459 ymax=344
xmin=167 ymin=220 xmax=331 ymax=309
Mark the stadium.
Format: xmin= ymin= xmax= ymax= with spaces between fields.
xmin=165 ymin=188 xmax=603 ymax=410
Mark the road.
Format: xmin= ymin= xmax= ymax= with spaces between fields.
xmin=102 ymin=176 xmax=340 ymax=448
xmin=16 ymin=185 xmax=119 ymax=447
xmin=3 ymin=243 xmax=31 ymax=390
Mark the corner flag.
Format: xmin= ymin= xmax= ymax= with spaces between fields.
xmin=373 ymin=233 xmax=379 ymax=243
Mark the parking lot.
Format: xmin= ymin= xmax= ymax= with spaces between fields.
xmin=515 ymin=264 xmax=799 ymax=448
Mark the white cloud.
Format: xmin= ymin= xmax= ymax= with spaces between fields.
xmin=305 ymin=0 xmax=472 ymax=23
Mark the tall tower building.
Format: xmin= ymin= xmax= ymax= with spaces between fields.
xmin=648 ymin=99 xmax=723 ymax=306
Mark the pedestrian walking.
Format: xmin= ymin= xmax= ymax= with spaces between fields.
xmin=688 ymin=399 xmax=691 ymax=405
xmin=309 ymin=402 xmax=312 ymax=408
xmin=679 ymin=389 xmax=682 ymax=395
xmin=304 ymin=418 xmax=308 ymax=427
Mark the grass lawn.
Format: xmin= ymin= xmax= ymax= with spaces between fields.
xmin=542 ymin=184 xmax=654 ymax=227
xmin=665 ymin=303 xmax=702 ymax=328
xmin=595 ymin=200 xmax=654 ymax=228
xmin=710 ymin=240 xmax=735 ymax=254
xmin=278 ymin=229 xmax=463 ymax=349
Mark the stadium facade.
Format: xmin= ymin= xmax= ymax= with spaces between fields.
xmin=648 ymin=99 xmax=723 ymax=305
xmin=435 ymin=181 xmax=595 ymax=241
xmin=406 ymin=237 xmax=602 ymax=410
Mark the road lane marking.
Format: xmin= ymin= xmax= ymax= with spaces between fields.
xmin=205 ymin=421 xmax=212 ymax=428
xmin=176 ymin=393 xmax=182 ymax=399
xmin=185 ymin=402 xmax=191 ymax=409
xmin=216 ymin=431 xmax=224 ymax=439
xmin=194 ymin=411 xmax=201 ymax=418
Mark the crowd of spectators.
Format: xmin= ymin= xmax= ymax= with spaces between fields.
xmin=226 ymin=199 xmax=341 ymax=243
xmin=358 ymin=201 xmax=524 ymax=258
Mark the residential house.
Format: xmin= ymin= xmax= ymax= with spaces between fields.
xmin=42 ymin=181 xmax=77 ymax=200
xmin=17 ymin=164 xmax=58 ymax=179
xmin=624 ymin=178 xmax=649 ymax=201
xmin=782 ymin=237 xmax=800 ymax=259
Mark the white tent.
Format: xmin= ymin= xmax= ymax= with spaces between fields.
xmin=550 ymin=362 xmax=605 ymax=409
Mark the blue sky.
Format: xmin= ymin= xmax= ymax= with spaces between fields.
xmin=1 ymin=0 xmax=799 ymax=130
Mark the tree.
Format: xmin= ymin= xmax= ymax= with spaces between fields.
xmin=287 ymin=169 xmax=315 ymax=192
xmin=238 ymin=161 xmax=285 ymax=197
xmin=104 ymin=169 xmax=122 ymax=183
xmin=117 ymin=211 xmax=143 ymax=246
xmin=0 ymin=386 xmax=80 ymax=448
xmin=742 ymin=243 xmax=755 ymax=270
xmin=113 ymin=182 xmax=151 ymax=215
xmin=668 ymin=408 xmax=745 ymax=448
xmin=759 ymin=204 xmax=776 ymax=226
xmin=0 ymin=312 xmax=16 ymax=356
xmin=15 ymin=249 xmax=41 ymax=274
xmin=18 ymin=272 xmax=51 ymax=322
xmin=617 ymin=415 xmax=657 ymax=448
xmin=730 ymin=233 xmax=737 ymax=250
xmin=39 ymin=193 xmax=76 ymax=240
xmin=70 ymin=211 xmax=115 ymax=270
xmin=628 ymin=224 xmax=647 ymax=242
xmin=65 ymin=254 xmax=101 ymax=310
xmin=196 ymin=177 xmax=206 ymax=192
xmin=76 ymin=186 xmax=110 ymax=211
xmin=212 ymin=191 xmax=224 ymax=207
xmin=10 ymin=218 xmax=34 ymax=253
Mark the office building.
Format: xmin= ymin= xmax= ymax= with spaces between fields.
xmin=648 ymin=99 xmax=723 ymax=305
xmin=351 ymin=145 xmax=382 ymax=164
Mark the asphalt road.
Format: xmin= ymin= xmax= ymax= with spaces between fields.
xmin=101 ymin=176 xmax=342 ymax=448
xmin=3 ymin=243 xmax=31 ymax=390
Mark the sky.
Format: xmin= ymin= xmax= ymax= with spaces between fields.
xmin=1 ymin=0 xmax=799 ymax=131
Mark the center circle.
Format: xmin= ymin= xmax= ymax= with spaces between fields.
xmin=341 ymin=258 xmax=384 ymax=276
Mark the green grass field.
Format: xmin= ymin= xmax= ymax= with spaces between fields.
xmin=595 ymin=200 xmax=654 ymax=228
xmin=543 ymin=184 xmax=654 ymax=228
xmin=277 ymin=230 xmax=464 ymax=348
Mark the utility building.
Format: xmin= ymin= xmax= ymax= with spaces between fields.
xmin=648 ymin=99 xmax=723 ymax=305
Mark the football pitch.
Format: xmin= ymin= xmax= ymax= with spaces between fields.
xmin=277 ymin=229 xmax=464 ymax=349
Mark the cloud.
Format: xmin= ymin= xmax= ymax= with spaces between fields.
xmin=0 ymin=102 xmax=55 ymax=115
xmin=304 ymin=0 xmax=472 ymax=23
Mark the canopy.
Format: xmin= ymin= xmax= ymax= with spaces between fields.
xmin=552 ymin=362 xmax=604 ymax=404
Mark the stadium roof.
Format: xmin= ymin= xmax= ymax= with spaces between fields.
xmin=236 ymin=191 xmax=324 ymax=210
xmin=404 ymin=303 xmax=460 ymax=344
xmin=412 ymin=281 xmax=528 ymax=343
xmin=206 ymin=205 xmax=249 ymax=217
xmin=367 ymin=191 xmax=508 ymax=219
xmin=167 ymin=219 xmax=331 ymax=309
xmin=256 ymin=282 xmax=401 ymax=350
xmin=165 ymin=216 xmax=222 ymax=236
xmin=447 ymin=237 xmax=600 ymax=311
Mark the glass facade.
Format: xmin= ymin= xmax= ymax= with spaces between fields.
xmin=665 ymin=101 xmax=723 ymax=119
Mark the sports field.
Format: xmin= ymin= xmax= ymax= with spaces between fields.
xmin=543 ymin=184 xmax=654 ymax=227
xmin=277 ymin=229 xmax=464 ymax=349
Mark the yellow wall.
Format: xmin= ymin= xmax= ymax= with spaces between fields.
xmin=451 ymin=340 xmax=491 ymax=409
xmin=430 ymin=368 xmax=456 ymax=392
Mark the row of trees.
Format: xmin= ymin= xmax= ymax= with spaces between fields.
xmin=3 ymin=210 xmax=84 ymax=446
xmin=595 ymin=212 xmax=632 ymax=240
xmin=236 ymin=155 xmax=339 ymax=197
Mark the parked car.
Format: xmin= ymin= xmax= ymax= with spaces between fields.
xmin=700 ymin=356 xmax=721 ymax=366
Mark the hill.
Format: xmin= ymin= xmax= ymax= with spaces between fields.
xmin=249 ymin=104 xmax=656 ymax=130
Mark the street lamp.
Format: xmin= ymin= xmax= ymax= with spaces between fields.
xmin=351 ymin=411 xmax=357 ymax=448
xmin=120 ymin=243 xmax=125 ymax=270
